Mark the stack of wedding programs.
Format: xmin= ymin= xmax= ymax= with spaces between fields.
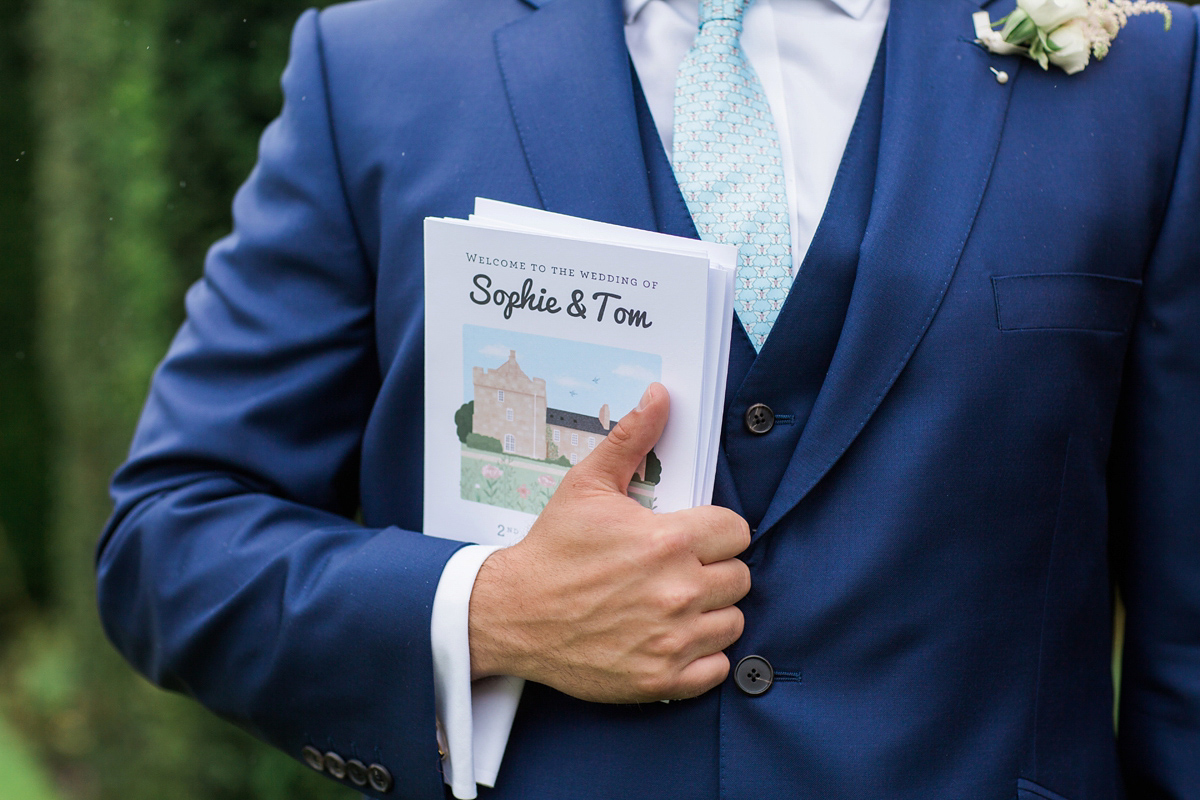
xmin=422 ymin=198 xmax=735 ymax=546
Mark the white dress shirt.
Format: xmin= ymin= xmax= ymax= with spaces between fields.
xmin=430 ymin=0 xmax=888 ymax=796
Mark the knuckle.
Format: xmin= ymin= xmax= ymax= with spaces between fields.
xmin=655 ymin=583 xmax=698 ymax=617
xmin=725 ymin=607 xmax=746 ymax=643
xmin=691 ymin=505 xmax=724 ymax=531
xmin=681 ymin=655 xmax=730 ymax=699
xmin=633 ymin=669 xmax=674 ymax=699
xmin=700 ymin=507 xmax=750 ymax=548
xmin=738 ymin=517 xmax=752 ymax=547
xmin=712 ymin=652 xmax=732 ymax=683
xmin=734 ymin=560 xmax=752 ymax=596
xmin=649 ymin=628 xmax=688 ymax=659
xmin=726 ymin=512 xmax=752 ymax=549
xmin=648 ymin=524 xmax=691 ymax=560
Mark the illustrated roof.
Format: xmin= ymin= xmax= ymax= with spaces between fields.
xmin=546 ymin=408 xmax=609 ymax=436
xmin=491 ymin=352 xmax=532 ymax=384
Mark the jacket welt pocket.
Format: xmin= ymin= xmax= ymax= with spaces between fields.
xmin=1017 ymin=777 xmax=1072 ymax=800
xmin=992 ymin=273 xmax=1142 ymax=333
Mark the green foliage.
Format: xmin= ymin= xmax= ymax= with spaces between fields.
xmin=454 ymin=401 xmax=475 ymax=443
xmin=543 ymin=431 xmax=571 ymax=466
xmin=466 ymin=433 xmax=504 ymax=453
xmin=643 ymin=448 xmax=662 ymax=485
xmin=1 ymin=0 xmax=353 ymax=798
xmin=0 ymin=0 xmax=50 ymax=609
xmin=157 ymin=2 xmax=314 ymax=290
xmin=0 ymin=710 xmax=59 ymax=800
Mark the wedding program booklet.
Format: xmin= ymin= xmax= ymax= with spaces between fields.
xmin=423 ymin=199 xmax=735 ymax=546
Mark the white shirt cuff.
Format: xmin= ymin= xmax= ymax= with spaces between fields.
xmin=430 ymin=544 xmax=525 ymax=799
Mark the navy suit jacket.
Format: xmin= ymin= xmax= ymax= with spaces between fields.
xmin=98 ymin=0 xmax=1200 ymax=798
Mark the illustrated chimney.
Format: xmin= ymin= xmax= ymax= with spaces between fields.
xmin=599 ymin=404 xmax=610 ymax=431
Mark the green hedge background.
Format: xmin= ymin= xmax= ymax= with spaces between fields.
xmin=0 ymin=1 xmax=353 ymax=796
xmin=0 ymin=0 xmax=1192 ymax=797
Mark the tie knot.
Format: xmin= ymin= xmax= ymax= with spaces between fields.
xmin=698 ymin=0 xmax=751 ymax=27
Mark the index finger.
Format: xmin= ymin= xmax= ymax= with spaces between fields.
xmin=672 ymin=505 xmax=751 ymax=564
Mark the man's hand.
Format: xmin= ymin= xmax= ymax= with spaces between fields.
xmin=467 ymin=383 xmax=752 ymax=703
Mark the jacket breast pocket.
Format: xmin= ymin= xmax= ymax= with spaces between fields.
xmin=992 ymin=273 xmax=1142 ymax=333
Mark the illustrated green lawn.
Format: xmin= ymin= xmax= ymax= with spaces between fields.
xmin=461 ymin=446 xmax=655 ymax=513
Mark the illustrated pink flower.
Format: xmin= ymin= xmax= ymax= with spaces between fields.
xmin=537 ymin=475 xmax=556 ymax=488
xmin=517 ymin=485 xmax=529 ymax=499
xmin=482 ymin=464 xmax=503 ymax=480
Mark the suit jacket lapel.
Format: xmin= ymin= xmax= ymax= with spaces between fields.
xmin=494 ymin=0 xmax=657 ymax=229
xmin=757 ymin=0 xmax=1021 ymax=536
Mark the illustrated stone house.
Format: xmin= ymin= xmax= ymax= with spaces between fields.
xmin=472 ymin=350 xmax=647 ymax=475
xmin=472 ymin=350 xmax=548 ymax=460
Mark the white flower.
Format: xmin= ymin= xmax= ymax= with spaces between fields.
xmin=974 ymin=11 xmax=1028 ymax=55
xmin=1047 ymin=18 xmax=1092 ymax=74
xmin=974 ymin=0 xmax=1172 ymax=76
xmin=1017 ymin=0 xmax=1088 ymax=30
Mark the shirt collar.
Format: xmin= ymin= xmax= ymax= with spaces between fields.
xmin=624 ymin=0 xmax=656 ymax=23
xmin=624 ymin=0 xmax=878 ymax=25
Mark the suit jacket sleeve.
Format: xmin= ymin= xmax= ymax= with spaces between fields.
xmin=1110 ymin=5 xmax=1200 ymax=795
xmin=95 ymin=10 xmax=464 ymax=799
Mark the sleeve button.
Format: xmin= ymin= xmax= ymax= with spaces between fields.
xmin=323 ymin=751 xmax=346 ymax=779
xmin=368 ymin=763 xmax=394 ymax=793
xmin=301 ymin=746 xmax=324 ymax=772
xmin=346 ymin=759 xmax=368 ymax=786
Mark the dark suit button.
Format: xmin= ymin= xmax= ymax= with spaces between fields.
xmin=301 ymin=746 xmax=324 ymax=772
xmin=368 ymin=763 xmax=394 ymax=793
xmin=734 ymin=654 xmax=774 ymax=695
xmin=346 ymin=759 xmax=368 ymax=786
xmin=745 ymin=403 xmax=775 ymax=434
xmin=323 ymin=751 xmax=346 ymax=779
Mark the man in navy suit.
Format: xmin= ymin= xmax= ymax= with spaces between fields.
xmin=97 ymin=0 xmax=1200 ymax=797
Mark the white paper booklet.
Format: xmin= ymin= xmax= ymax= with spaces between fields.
xmin=423 ymin=199 xmax=735 ymax=546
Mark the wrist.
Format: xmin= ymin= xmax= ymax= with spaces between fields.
xmin=467 ymin=546 xmax=525 ymax=680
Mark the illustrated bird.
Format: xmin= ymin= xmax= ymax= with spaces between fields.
xmin=592 ymin=377 xmax=600 ymax=384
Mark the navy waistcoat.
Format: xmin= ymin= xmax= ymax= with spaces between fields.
xmin=636 ymin=44 xmax=886 ymax=528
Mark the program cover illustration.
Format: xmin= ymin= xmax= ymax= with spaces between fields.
xmin=456 ymin=325 xmax=662 ymax=515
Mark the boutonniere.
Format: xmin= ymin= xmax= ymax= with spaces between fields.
xmin=973 ymin=0 xmax=1172 ymax=75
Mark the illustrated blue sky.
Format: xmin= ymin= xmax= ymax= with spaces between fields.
xmin=462 ymin=324 xmax=662 ymax=416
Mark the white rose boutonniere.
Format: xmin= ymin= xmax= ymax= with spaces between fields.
xmin=1021 ymin=0 xmax=1090 ymax=31
xmin=974 ymin=0 xmax=1171 ymax=75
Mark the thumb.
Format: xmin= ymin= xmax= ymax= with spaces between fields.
xmin=573 ymin=383 xmax=669 ymax=493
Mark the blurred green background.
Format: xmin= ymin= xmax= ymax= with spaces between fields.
xmin=0 ymin=0 xmax=355 ymax=796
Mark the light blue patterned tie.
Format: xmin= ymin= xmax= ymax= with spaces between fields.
xmin=672 ymin=0 xmax=793 ymax=352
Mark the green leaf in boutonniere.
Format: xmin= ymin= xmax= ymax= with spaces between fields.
xmin=974 ymin=0 xmax=1172 ymax=75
